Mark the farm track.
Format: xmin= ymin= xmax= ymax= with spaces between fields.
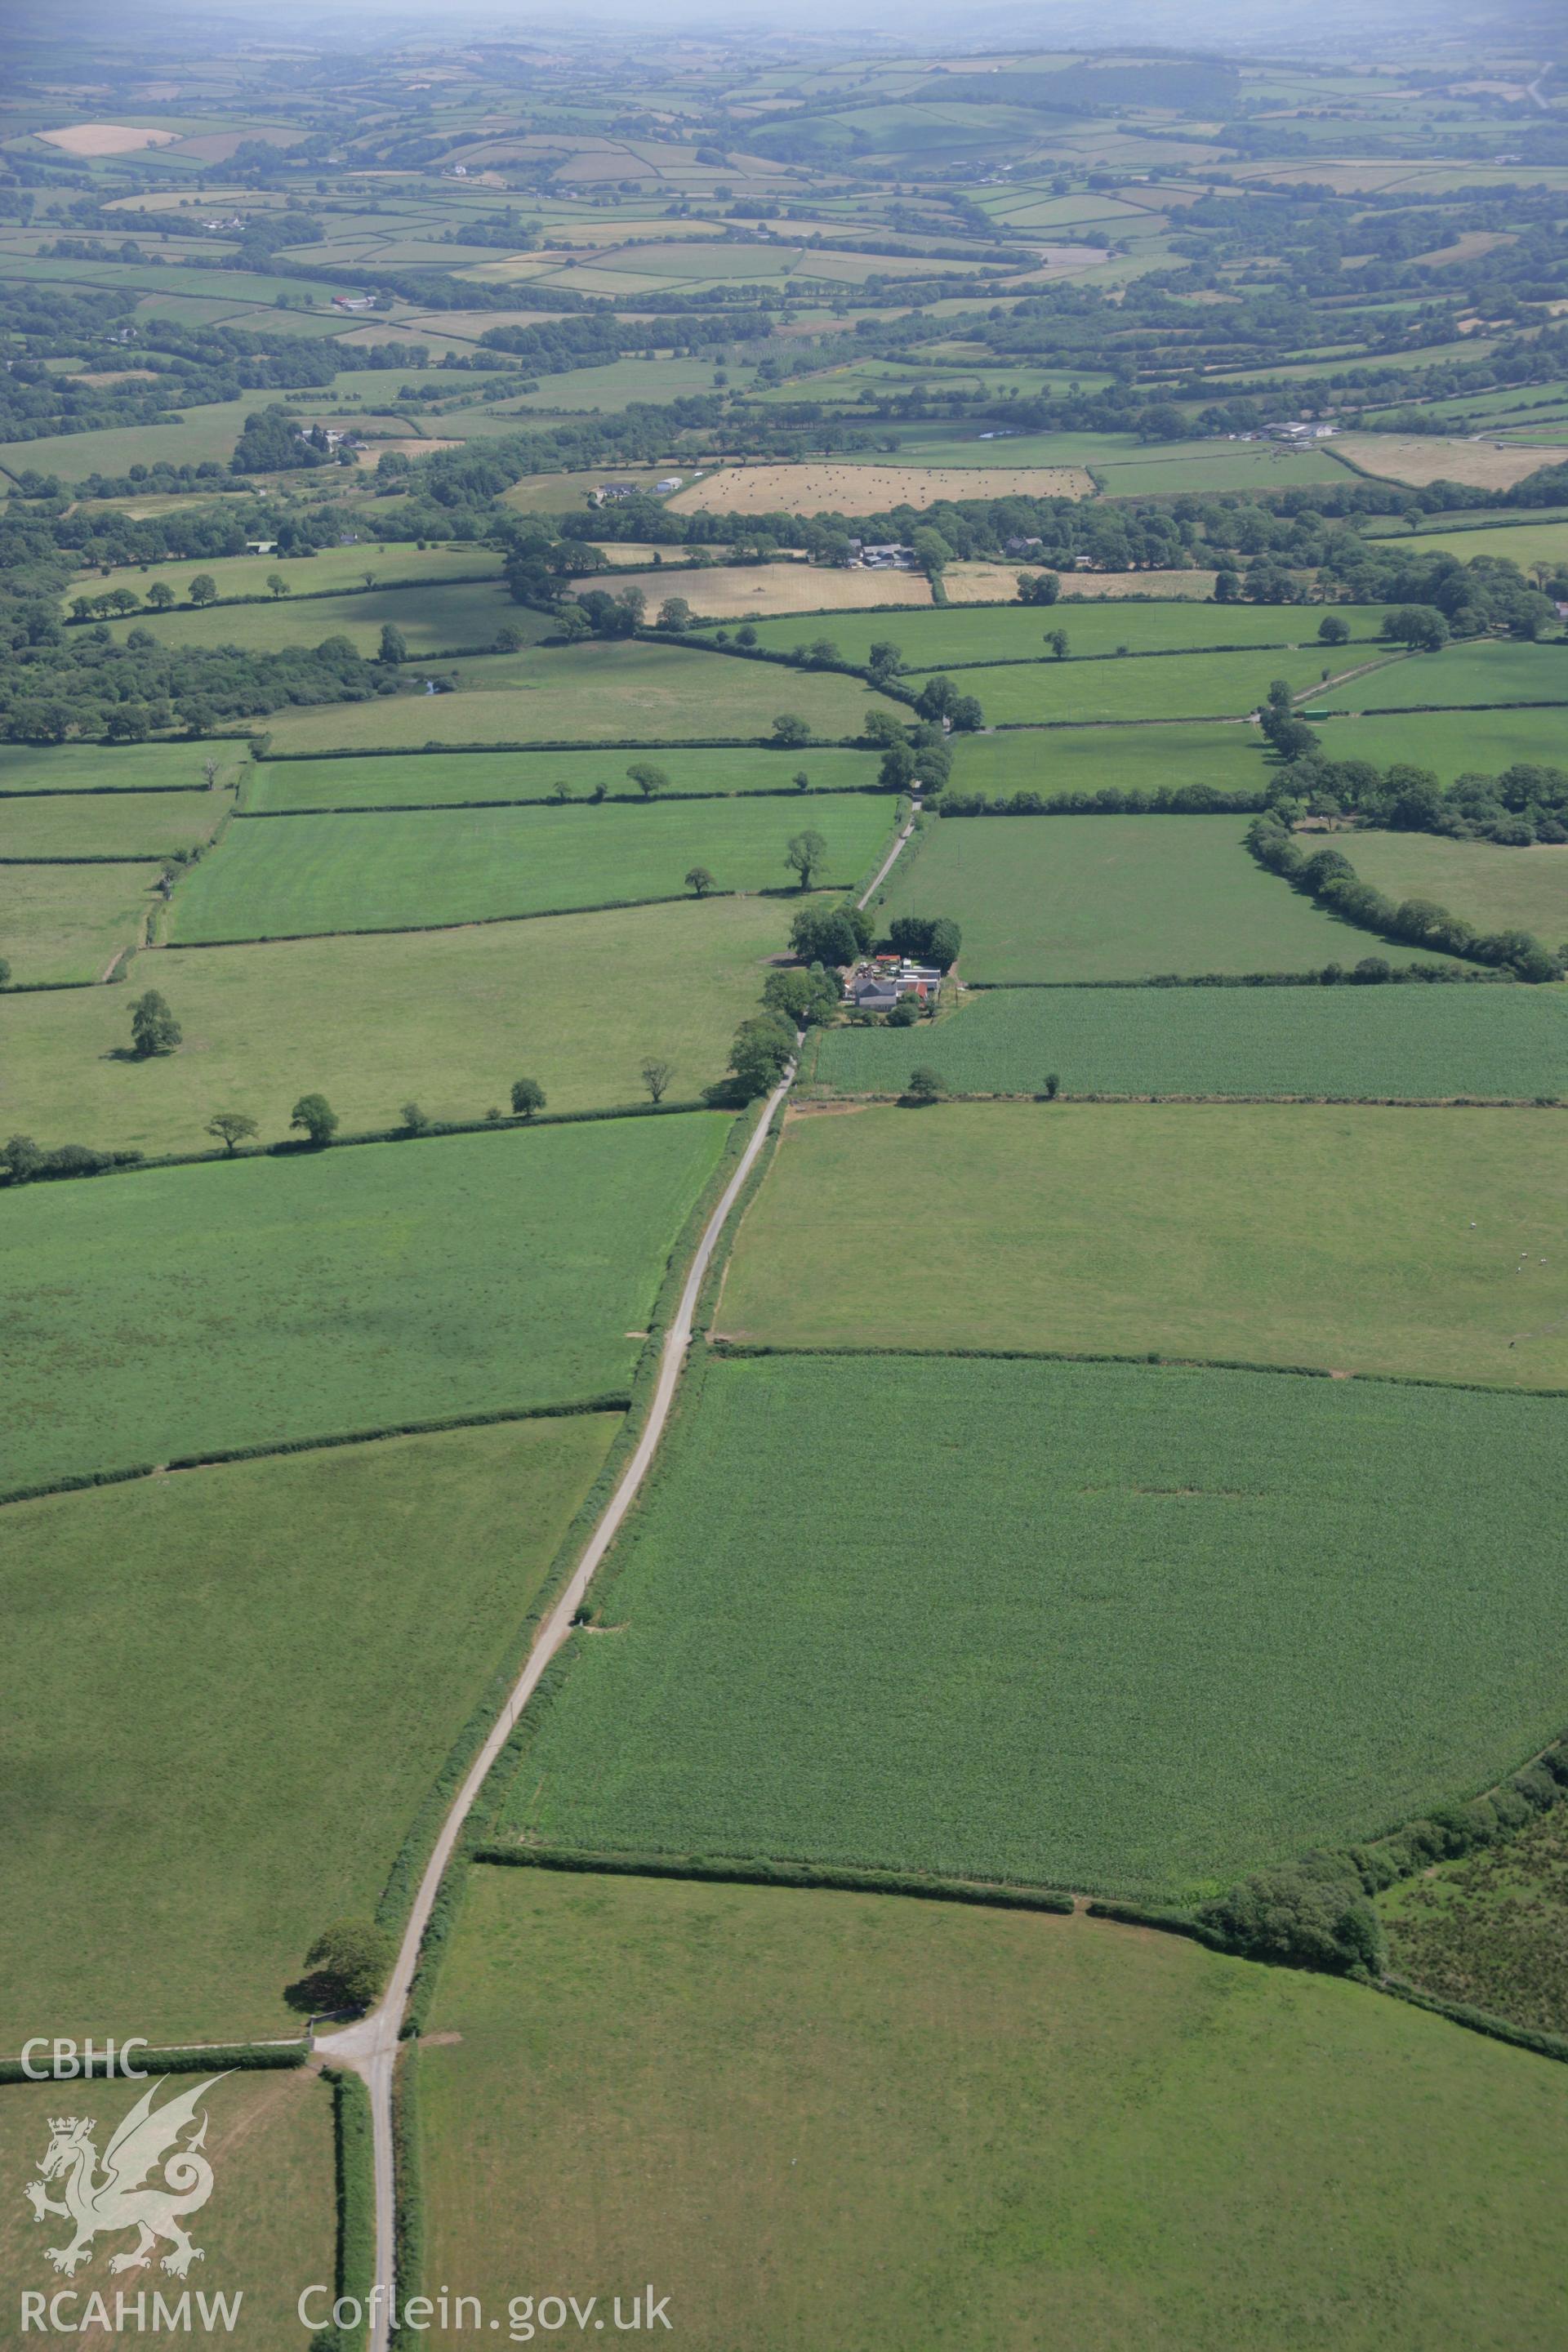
xmin=317 ymin=801 xmax=921 ymax=2347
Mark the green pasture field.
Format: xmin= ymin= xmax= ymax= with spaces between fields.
xmin=724 ymin=1101 xmax=1568 ymax=1387
xmin=880 ymin=814 xmax=1453 ymax=982
xmin=421 ymin=1870 xmax=1568 ymax=2352
xmin=1306 ymin=638 xmax=1568 ymax=713
xmin=1369 ymin=519 xmax=1568 ymax=569
xmin=499 ymin=466 xmax=676 ymax=517
xmin=1378 ymin=1804 xmax=1568 ymax=2039
xmin=835 ymin=428 xmax=1142 ymax=469
xmin=0 ymin=2068 xmax=334 ymax=2320
xmin=247 ymin=742 xmax=880 ymax=812
xmin=99 ymin=579 xmax=546 ymax=659
xmin=1306 ymin=703 xmax=1568 ymax=785
xmin=472 ymin=354 xmax=758 ymax=414
xmin=504 ymin=1351 xmax=1568 ymax=1895
xmin=4 ymin=896 xmax=799 ymax=1157
xmin=60 ymin=541 xmax=505 ymax=611
xmin=0 ymin=786 xmax=227 ymax=859
xmin=805 ymin=982 xmax=1568 ymax=1102
xmin=0 ymin=1115 xmax=728 ymax=1491
xmin=1344 ymin=831 xmax=1568 ymax=944
xmin=1093 ymin=440 xmax=1352 ymax=495
xmin=0 ymin=861 xmax=160 ymax=983
xmin=905 ymin=646 xmax=1355 ymax=724
xmin=0 ymin=394 xmax=279 ymax=483
xmin=168 ymin=793 xmax=891 ymax=941
xmin=945 ymin=722 xmax=1268 ymax=802
xmin=255 ymin=641 xmax=901 ymax=752
xmin=723 ymin=602 xmax=1385 ymax=668
xmin=0 ymin=1415 xmax=617 ymax=2045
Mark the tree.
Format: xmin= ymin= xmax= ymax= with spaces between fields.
xmin=1197 ymin=1857 xmax=1383 ymax=1976
xmin=2 ymin=1134 xmax=44 ymax=1184
xmin=202 ymin=756 xmax=222 ymax=789
xmin=904 ymin=1065 xmax=944 ymax=1105
xmin=206 ymin=1111 xmax=257 ymax=1156
xmin=1382 ymin=604 xmax=1449 ymax=653
xmin=728 ymin=1012 xmax=795 ymax=1098
xmin=763 ymin=966 xmax=837 ymax=1025
xmin=949 ymin=694 xmax=984 ymax=733
xmin=1137 ymin=400 xmax=1185 ymax=443
xmin=626 ymin=761 xmax=669 ymax=800
xmin=915 ymin=675 xmax=957 ymax=723
xmin=265 ymin=572 xmax=289 ymax=599
xmin=1214 ymin=568 xmax=1241 ymax=604
xmin=772 ymin=713 xmax=811 ymax=747
xmin=1040 ymin=1072 xmax=1061 ymax=1100
xmin=684 ymin=865 xmax=717 ymax=898
xmin=400 ymin=1102 xmax=430 ymax=1134
xmin=510 ymin=1076 xmax=546 ymax=1119
xmin=889 ymin=912 xmax=960 ymax=970
xmin=1317 ymin=613 xmax=1349 ymax=647
xmin=867 ymin=640 xmax=902 ymax=679
xmin=784 ymin=829 xmax=827 ymax=889
xmin=378 ymin=621 xmax=407 ymax=666
xmin=1017 ymin=569 xmax=1061 ymax=606
xmin=657 ymin=596 xmax=693 ymax=633
xmin=640 ymin=1058 xmax=675 ymax=1103
xmin=145 ymin=581 xmax=175 ymax=612
xmin=300 ymin=1918 xmax=394 ymax=2012
xmin=0 ymin=953 xmax=10 ymax=989
xmin=1045 ymin=629 xmax=1069 ymax=660
xmin=790 ymin=902 xmax=865 ymax=966
xmin=886 ymin=996 xmax=919 ymax=1027
xmin=130 ymin=990 xmax=181 ymax=1058
xmin=290 ymin=1092 xmax=338 ymax=1146
xmin=188 ymin=573 xmax=218 ymax=607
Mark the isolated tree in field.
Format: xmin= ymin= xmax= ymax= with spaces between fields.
xmin=145 ymin=581 xmax=175 ymax=611
xmin=202 ymin=755 xmax=222 ymax=789
xmin=904 ymin=1065 xmax=944 ymax=1105
xmin=130 ymin=990 xmax=181 ymax=1058
xmin=1317 ymin=613 xmax=1349 ymax=647
xmin=206 ymin=1111 xmax=257 ymax=1156
xmin=378 ymin=621 xmax=407 ymax=666
xmin=785 ymin=829 xmax=827 ymax=889
xmin=290 ymin=1092 xmax=338 ymax=1146
xmin=794 ymin=769 xmax=811 ymax=791
xmin=188 ymin=573 xmax=218 ymax=607
xmin=1040 ymin=1072 xmax=1060 ymax=1101
xmin=640 ymin=1058 xmax=675 ymax=1103
xmin=301 ymin=1918 xmax=394 ymax=2012
xmin=772 ymin=713 xmax=811 ymax=747
xmin=510 ymin=1076 xmax=546 ymax=1119
xmin=401 ymin=1102 xmax=430 ymax=1134
xmin=266 ymin=572 xmax=289 ymax=599
xmin=362 ymin=569 xmax=377 ymax=590
xmin=627 ymin=761 xmax=669 ymax=800
xmin=1045 ymin=629 xmax=1069 ymax=660
xmin=684 ymin=865 xmax=716 ymax=898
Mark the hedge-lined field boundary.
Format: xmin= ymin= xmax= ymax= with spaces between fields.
xmin=64 ymin=569 xmax=503 ymax=625
xmin=0 ymin=2039 xmax=309 ymax=2082
xmin=705 ymin=1338 xmax=1568 ymax=1402
xmin=0 ymin=1396 xmax=631 ymax=1517
xmin=320 ymin=2066 xmax=374 ymax=2352
xmin=470 ymin=1843 xmax=1077 ymax=1913
xmin=161 ymin=884 xmax=822 ymax=951
xmin=255 ymin=732 xmax=877 ymax=761
xmin=237 ymin=782 xmax=884 ymax=820
xmin=959 ymin=965 xmax=1503 ymax=986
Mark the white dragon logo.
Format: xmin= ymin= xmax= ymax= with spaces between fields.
xmin=24 ymin=2074 xmax=225 ymax=2278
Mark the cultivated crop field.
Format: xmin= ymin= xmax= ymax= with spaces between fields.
xmin=246 ymin=742 xmax=881 ymax=813
xmin=4 ymin=897 xmax=798 ymax=1157
xmin=905 ymin=645 xmax=1358 ymax=725
xmin=880 ymin=814 xmax=1450 ymax=982
xmin=728 ymin=603 xmax=1386 ymax=668
xmin=942 ymin=563 xmax=1219 ymax=603
xmin=254 ymin=640 xmax=900 ymax=751
xmin=1345 ymin=831 xmax=1568 ymax=942
xmin=1 ymin=1115 xmax=728 ymax=1490
xmin=666 ymin=461 xmax=1096 ymax=514
xmin=167 ymin=794 xmax=893 ymax=940
xmin=805 ymin=982 xmax=1568 ymax=1102
xmin=0 ymin=860 xmax=161 ymax=983
xmin=418 ymin=1869 xmax=1568 ymax=2352
xmin=1334 ymin=433 xmax=1568 ymax=490
xmin=943 ymin=723 xmax=1269 ymax=803
xmin=577 ymin=562 xmax=934 ymax=618
xmin=723 ymin=1102 xmax=1568 ymax=1386
xmin=0 ymin=1415 xmax=618 ymax=2043
xmin=501 ymin=1352 xmax=1568 ymax=1895
xmin=1305 ymin=639 xmax=1568 ymax=713
xmin=0 ymin=2068 xmax=335 ymax=2330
